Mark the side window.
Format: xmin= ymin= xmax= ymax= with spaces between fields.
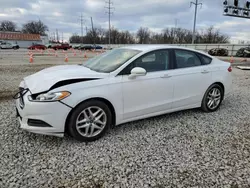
xmin=197 ymin=53 xmax=212 ymax=65
xmin=142 ymin=54 xmax=156 ymax=63
xmin=118 ymin=50 xmax=170 ymax=75
xmin=133 ymin=50 xmax=170 ymax=73
xmin=174 ymin=50 xmax=202 ymax=69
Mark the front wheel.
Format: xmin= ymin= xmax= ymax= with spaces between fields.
xmin=67 ymin=100 xmax=112 ymax=142
xmin=201 ymin=84 xmax=223 ymax=112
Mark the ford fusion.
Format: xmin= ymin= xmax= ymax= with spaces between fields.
xmin=15 ymin=45 xmax=232 ymax=142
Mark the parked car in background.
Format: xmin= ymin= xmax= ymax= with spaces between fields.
xmin=73 ymin=44 xmax=81 ymax=49
xmin=78 ymin=45 xmax=94 ymax=50
xmin=28 ymin=44 xmax=47 ymax=50
xmin=78 ymin=45 xmax=103 ymax=50
xmin=236 ymin=47 xmax=250 ymax=57
xmin=52 ymin=43 xmax=72 ymax=50
xmin=94 ymin=45 xmax=103 ymax=50
xmin=15 ymin=45 xmax=232 ymax=142
xmin=0 ymin=41 xmax=19 ymax=49
xmin=208 ymin=48 xmax=228 ymax=57
xmin=46 ymin=43 xmax=60 ymax=48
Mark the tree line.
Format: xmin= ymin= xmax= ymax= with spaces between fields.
xmin=0 ymin=19 xmax=229 ymax=44
xmin=70 ymin=26 xmax=230 ymax=44
xmin=0 ymin=20 xmax=48 ymax=36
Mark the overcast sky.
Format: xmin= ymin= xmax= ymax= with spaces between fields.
xmin=0 ymin=0 xmax=250 ymax=43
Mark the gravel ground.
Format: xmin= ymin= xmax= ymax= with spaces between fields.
xmin=1 ymin=65 xmax=250 ymax=188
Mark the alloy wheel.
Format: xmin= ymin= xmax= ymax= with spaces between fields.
xmin=76 ymin=106 xmax=107 ymax=138
xmin=207 ymin=88 xmax=221 ymax=110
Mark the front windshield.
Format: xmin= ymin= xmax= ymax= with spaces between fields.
xmin=82 ymin=48 xmax=141 ymax=73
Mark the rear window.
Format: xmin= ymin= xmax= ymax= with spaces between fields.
xmin=197 ymin=53 xmax=212 ymax=65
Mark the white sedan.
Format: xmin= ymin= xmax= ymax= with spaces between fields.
xmin=15 ymin=45 xmax=232 ymax=142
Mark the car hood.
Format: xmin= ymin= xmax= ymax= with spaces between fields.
xmin=23 ymin=65 xmax=109 ymax=94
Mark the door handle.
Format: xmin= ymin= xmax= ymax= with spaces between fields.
xmin=201 ymin=70 xmax=209 ymax=74
xmin=161 ymin=74 xmax=172 ymax=78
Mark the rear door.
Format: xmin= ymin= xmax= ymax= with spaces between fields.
xmin=170 ymin=49 xmax=213 ymax=109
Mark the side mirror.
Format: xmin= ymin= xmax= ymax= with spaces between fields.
xmin=128 ymin=67 xmax=147 ymax=79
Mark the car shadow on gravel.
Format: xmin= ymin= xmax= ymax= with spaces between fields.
xmin=108 ymin=99 xmax=232 ymax=138
xmin=111 ymin=108 xmax=202 ymax=131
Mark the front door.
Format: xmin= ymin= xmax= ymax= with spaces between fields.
xmin=121 ymin=49 xmax=174 ymax=120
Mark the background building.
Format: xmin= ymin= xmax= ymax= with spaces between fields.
xmin=0 ymin=31 xmax=49 ymax=48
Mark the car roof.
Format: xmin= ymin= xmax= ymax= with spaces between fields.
xmin=120 ymin=45 xmax=213 ymax=58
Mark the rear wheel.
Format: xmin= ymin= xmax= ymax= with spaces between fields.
xmin=67 ymin=100 xmax=112 ymax=142
xmin=201 ymin=84 xmax=223 ymax=112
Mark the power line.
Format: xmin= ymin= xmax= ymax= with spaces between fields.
xmin=105 ymin=0 xmax=114 ymax=45
xmin=190 ymin=0 xmax=202 ymax=44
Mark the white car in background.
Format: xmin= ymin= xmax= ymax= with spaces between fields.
xmin=0 ymin=41 xmax=19 ymax=49
xmin=15 ymin=45 xmax=232 ymax=142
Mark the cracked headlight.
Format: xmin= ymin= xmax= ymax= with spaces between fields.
xmin=29 ymin=91 xmax=71 ymax=102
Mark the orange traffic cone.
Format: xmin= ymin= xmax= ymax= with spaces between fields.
xmin=29 ymin=53 xmax=33 ymax=63
xmin=84 ymin=51 xmax=87 ymax=58
xmin=65 ymin=54 xmax=68 ymax=62
xmin=230 ymin=56 xmax=234 ymax=63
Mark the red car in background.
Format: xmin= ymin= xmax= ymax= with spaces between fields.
xmin=28 ymin=44 xmax=47 ymax=50
xmin=52 ymin=43 xmax=72 ymax=50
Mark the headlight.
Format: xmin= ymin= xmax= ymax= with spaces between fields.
xmin=29 ymin=91 xmax=71 ymax=102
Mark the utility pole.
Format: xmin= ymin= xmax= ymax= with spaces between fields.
xmin=53 ymin=32 xmax=56 ymax=42
xmin=62 ymin=32 xmax=63 ymax=43
xmin=79 ymin=13 xmax=85 ymax=45
xmin=91 ymin=17 xmax=95 ymax=46
xmin=85 ymin=26 xmax=88 ymax=35
xmin=174 ymin=19 xmax=178 ymax=44
xmin=105 ymin=0 xmax=114 ymax=45
xmin=175 ymin=19 xmax=178 ymax=29
xmin=190 ymin=0 xmax=202 ymax=44
xmin=56 ymin=29 xmax=59 ymax=42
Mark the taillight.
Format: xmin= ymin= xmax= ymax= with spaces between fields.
xmin=228 ymin=66 xmax=232 ymax=72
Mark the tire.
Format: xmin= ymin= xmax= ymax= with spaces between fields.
xmin=201 ymin=84 xmax=223 ymax=112
xmin=201 ymin=84 xmax=224 ymax=112
xmin=67 ymin=100 xmax=112 ymax=142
